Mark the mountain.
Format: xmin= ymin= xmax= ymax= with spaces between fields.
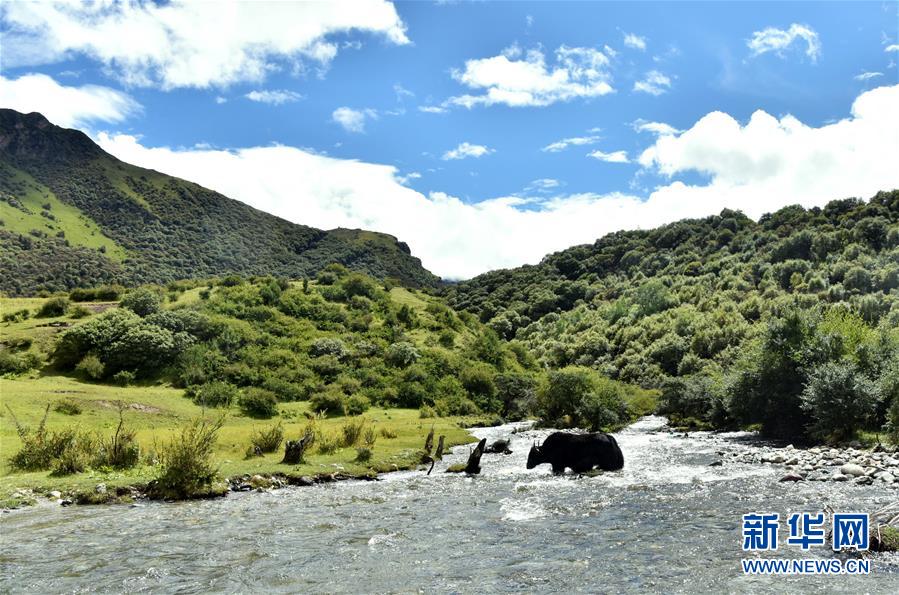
xmin=0 ymin=109 xmax=438 ymax=295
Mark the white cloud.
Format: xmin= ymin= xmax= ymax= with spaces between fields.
xmin=446 ymin=45 xmax=613 ymax=108
xmin=244 ymin=89 xmax=303 ymax=105
xmin=85 ymin=85 xmax=898 ymax=280
xmin=588 ymin=149 xmax=630 ymax=163
xmin=747 ymin=23 xmax=821 ymax=62
xmin=525 ymin=178 xmax=561 ymax=193
xmin=418 ymin=105 xmax=448 ymax=114
xmin=884 ymin=44 xmax=899 ymax=52
xmin=393 ymin=83 xmax=414 ymax=100
xmin=623 ymin=33 xmax=646 ymax=51
xmin=542 ymin=135 xmax=601 ymax=152
xmin=215 ymin=96 xmax=228 ymax=105
xmin=633 ymin=70 xmax=671 ymax=95
xmin=332 ymin=107 xmax=377 ymax=133
xmin=0 ymin=0 xmax=409 ymax=89
xmin=632 ymin=119 xmax=680 ymax=135
xmin=854 ymin=72 xmax=883 ymax=81
xmin=0 ymin=73 xmax=139 ymax=128
xmin=397 ymin=171 xmax=421 ymax=185
xmin=442 ymin=142 xmax=493 ymax=160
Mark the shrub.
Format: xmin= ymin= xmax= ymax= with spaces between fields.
xmin=94 ymin=403 xmax=140 ymax=469
xmin=0 ymin=350 xmax=41 ymax=375
xmin=36 ymin=297 xmax=69 ymax=318
xmin=6 ymin=404 xmax=79 ymax=471
xmin=68 ymin=305 xmax=92 ymax=319
xmin=51 ymin=434 xmax=92 ymax=476
xmin=309 ymin=387 xmax=346 ymax=416
xmin=120 ymin=287 xmax=164 ymax=317
xmin=76 ymin=354 xmax=105 ymax=380
xmin=419 ymin=404 xmax=436 ymax=418
xmin=380 ymin=427 xmax=398 ymax=439
xmin=250 ymin=422 xmax=284 ymax=454
xmin=191 ymin=381 xmax=239 ymax=408
xmin=239 ymin=388 xmax=279 ymax=418
xmin=309 ymin=337 xmax=348 ymax=359
xmin=363 ymin=426 xmax=378 ymax=447
xmin=2 ymin=308 xmax=31 ymax=323
xmin=355 ymin=447 xmax=373 ymax=463
xmin=344 ymin=394 xmax=371 ymax=416
xmin=433 ymin=394 xmax=479 ymax=417
xmin=801 ymin=361 xmax=880 ymax=442
xmin=70 ymin=285 xmax=123 ymax=302
xmin=385 ymin=341 xmax=420 ymax=368
xmin=316 ymin=431 xmax=340 ymax=454
xmin=53 ymin=399 xmax=82 ymax=416
xmin=150 ymin=416 xmax=225 ymax=500
xmin=113 ymin=370 xmax=136 ymax=386
xmin=340 ymin=417 xmax=367 ymax=447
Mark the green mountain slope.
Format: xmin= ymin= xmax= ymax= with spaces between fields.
xmin=445 ymin=193 xmax=899 ymax=438
xmin=0 ymin=109 xmax=438 ymax=295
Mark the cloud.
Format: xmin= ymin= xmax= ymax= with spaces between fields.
xmin=418 ymin=105 xmax=448 ymax=114
xmin=87 ymin=85 xmax=897 ymax=280
xmin=542 ymin=134 xmax=601 ymax=152
xmin=393 ymin=83 xmax=415 ymax=100
xmin=633 ymin=70 xmax=671 ymax=95
xmin=0 ymin=73 xmax=140 ymax=128
xmin=747 ymin=23 xmax=821 ymax=62
xmin=525 ymin=178 xmax=561 ymax=193
xmin=588 ymin=149 xmax=630 ymax=163
xmin=854 ymin=72 xmax=883 ymax=81
xmin=0 ymin=0 xmax=409 ymax=89
xmin=332 ymin=107 xmax=377 ymax=133
xmin=885 ymin=44 xmax=899 ymax=52
xmin=632 ymin=119 xmax=680 ymax=135
xmin=623 ymin=33 xmax=646 ymax=51
xmin=446 ymin=45 xmax=613 ymax=108
xmin=442 ymin=142 xmax=493 ymax=160
xmin=244 ymin=89 xmax=303 ymax=105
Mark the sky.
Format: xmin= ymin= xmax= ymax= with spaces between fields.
xmin=1 ymin=0 xmax=898 ymax=280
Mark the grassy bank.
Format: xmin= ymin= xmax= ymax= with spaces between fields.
xmin=0 ymin=374 xmax=478 ymax=508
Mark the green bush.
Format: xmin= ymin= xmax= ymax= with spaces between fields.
xmin=250 ymin=422 xmax=284 ymax=454
xmin=0 ymin=350 xmax=41 ymax=375
xmin=36 ymin=296 xmax=69 ymax=318
xmin=309 ymin=387 xmax=347 ymax=416
xmin=191 ymin=381 xmax=239 ymax=408
xmin=385 ymin=341 xmax=420 ymax=368
xmin=239 ymin=388 xmax=279 ymax=418
xmin=76 ymin=354 xmax=105 ymax=380
xmin=6 ymin=405 xmax=79 ymax=471
xmin=344 ymin=394 xmax=371 ymax=416
xmin=94 ymin=404 xmax=140 ymax=469
xmin=801 ymin=361 xmax=880 ymax=442
xmin=355 ymin=447 xmax=373 ymax=462
xmin=2 ymin=308 xmax=31 ymax=323
xmin=120 ymin=287 xmax=164 ymax=317
xmin=150 ymin=417 xmax=225 ymax=500
xmin=53 ymin=399 xmax=82 ymax=415
xmin=340 ymin=417 xmax=367 ymax=447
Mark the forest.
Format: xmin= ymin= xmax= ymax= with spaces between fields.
xmin=446 ymin=191 xmax=899 ymax=442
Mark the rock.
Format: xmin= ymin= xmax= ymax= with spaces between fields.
xmin=785 ymin=457 xmax=799 ymax=466
xmin=876 ymin=472 xmax=895 ymax=484
xmin=831 ymin=473 xmax=848 ymax=482
xmin=840 ymin=463 xmax=866 ymax=477
xmin=855 ymin=475 xmax=873 ymax=486
xmin=94 ymin=483 xmax=107 ymax=494
xmin=48 ymin=490 xmax=61 ymax=499
xmin=780 ymin=473 xmax=804 ymax=482
xmin=60 ymin=499 xmax=73 ymax=506
xmin=831 ymin=458 xmax=846 ymax=466
xmin=708 ymin=460 xmax=723 ymax=467
xmin=848 ymin=440 xmax=862 ymax=449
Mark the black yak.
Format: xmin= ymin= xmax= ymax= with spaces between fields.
xmin=526 ymin=431 xmax=624 ymax=473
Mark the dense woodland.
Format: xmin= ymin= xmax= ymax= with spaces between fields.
xmin=446 ymin=191 xmax=899 ymax=442
xmin=0 ymin=109 xmax=438 ymax=295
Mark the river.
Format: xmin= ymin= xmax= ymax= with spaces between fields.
xmin=2 ymin=416 xmax=898 ymax=593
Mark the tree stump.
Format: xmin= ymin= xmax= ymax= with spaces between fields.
xmin=434 ymin=436 xmax=445 ymax=460
xmin=465 ymin=438 xmax=488 ymax=474
xmin=281 ymin=432 xmax=314 ymax=464
xmin=424 ymin=427 xmax=434 ymax=454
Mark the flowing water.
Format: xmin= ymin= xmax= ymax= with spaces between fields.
xmin=2 ymin=416 xmax=898 ymax=593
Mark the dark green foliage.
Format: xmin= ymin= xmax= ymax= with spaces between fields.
xmin=344 ymin=394 xmax=371 ymax=416
xmin=75 ymin=354 xmax=105 ymax=380
xmin=53 ymin=399 xmax=82 ymax=415
xmin=239 ymin=388 xmax=279 ymax=418
xmin=36 ymin=296 xmax=69 ymax=317
xmin=120 ymin=287 xmax=164 ymax=317
xmin=6 ymin=405 xmax=80 ymax=471
xmin=0 ymin=109 xmax=438 ymax=296
xmin=537 ymin=367 xmax=629 ymax=431
xmin=70 ymin=285 xmax=123 ymax=302
xmin=0 ymin=349 xmax=41 ymax=375
xmin=309 ymin=387 xmax=348 ymax=416
xmin=191 ymin=381 xmax=239 ymax=408
xmin=801 ymin=361 xmax=880 ymax=442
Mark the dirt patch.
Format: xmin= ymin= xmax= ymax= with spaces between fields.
xmin=83 ymin=303 xmax=117 ymax=314
xmin=95 ymin=400 xmax=163 ymax=414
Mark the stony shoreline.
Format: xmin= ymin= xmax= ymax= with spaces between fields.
xmin=722 ymin=442 xmax=899 ymax=487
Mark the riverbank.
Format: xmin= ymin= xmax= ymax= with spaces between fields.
xmin=0 ymin=375 xmax=490 ymax=510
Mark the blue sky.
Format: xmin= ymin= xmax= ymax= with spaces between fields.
xmin=1 ymin=1 xmax=898 ymax=278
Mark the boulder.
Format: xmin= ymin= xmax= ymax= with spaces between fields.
xmin=779 ymin=473 xmax=804 ymax=482
xmin=840 ymin=463 xmax=866 ymax=477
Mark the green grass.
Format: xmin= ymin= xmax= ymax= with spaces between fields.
xmin=1 ymin=296 xmax=112 ymax=355
xmin=0 ymin=164 xmax=126 ymax=260
xmin=0 ymin=374 xmax=478 ymax=505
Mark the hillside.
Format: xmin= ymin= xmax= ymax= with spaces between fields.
xmin=0 ymin=109 xmax=438 ymax=295
xmin=446 ymin=192 xmax=899 ymax=439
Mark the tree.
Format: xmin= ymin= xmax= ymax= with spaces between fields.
xmin=801 ymin=361 xmax=879 ymax=442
